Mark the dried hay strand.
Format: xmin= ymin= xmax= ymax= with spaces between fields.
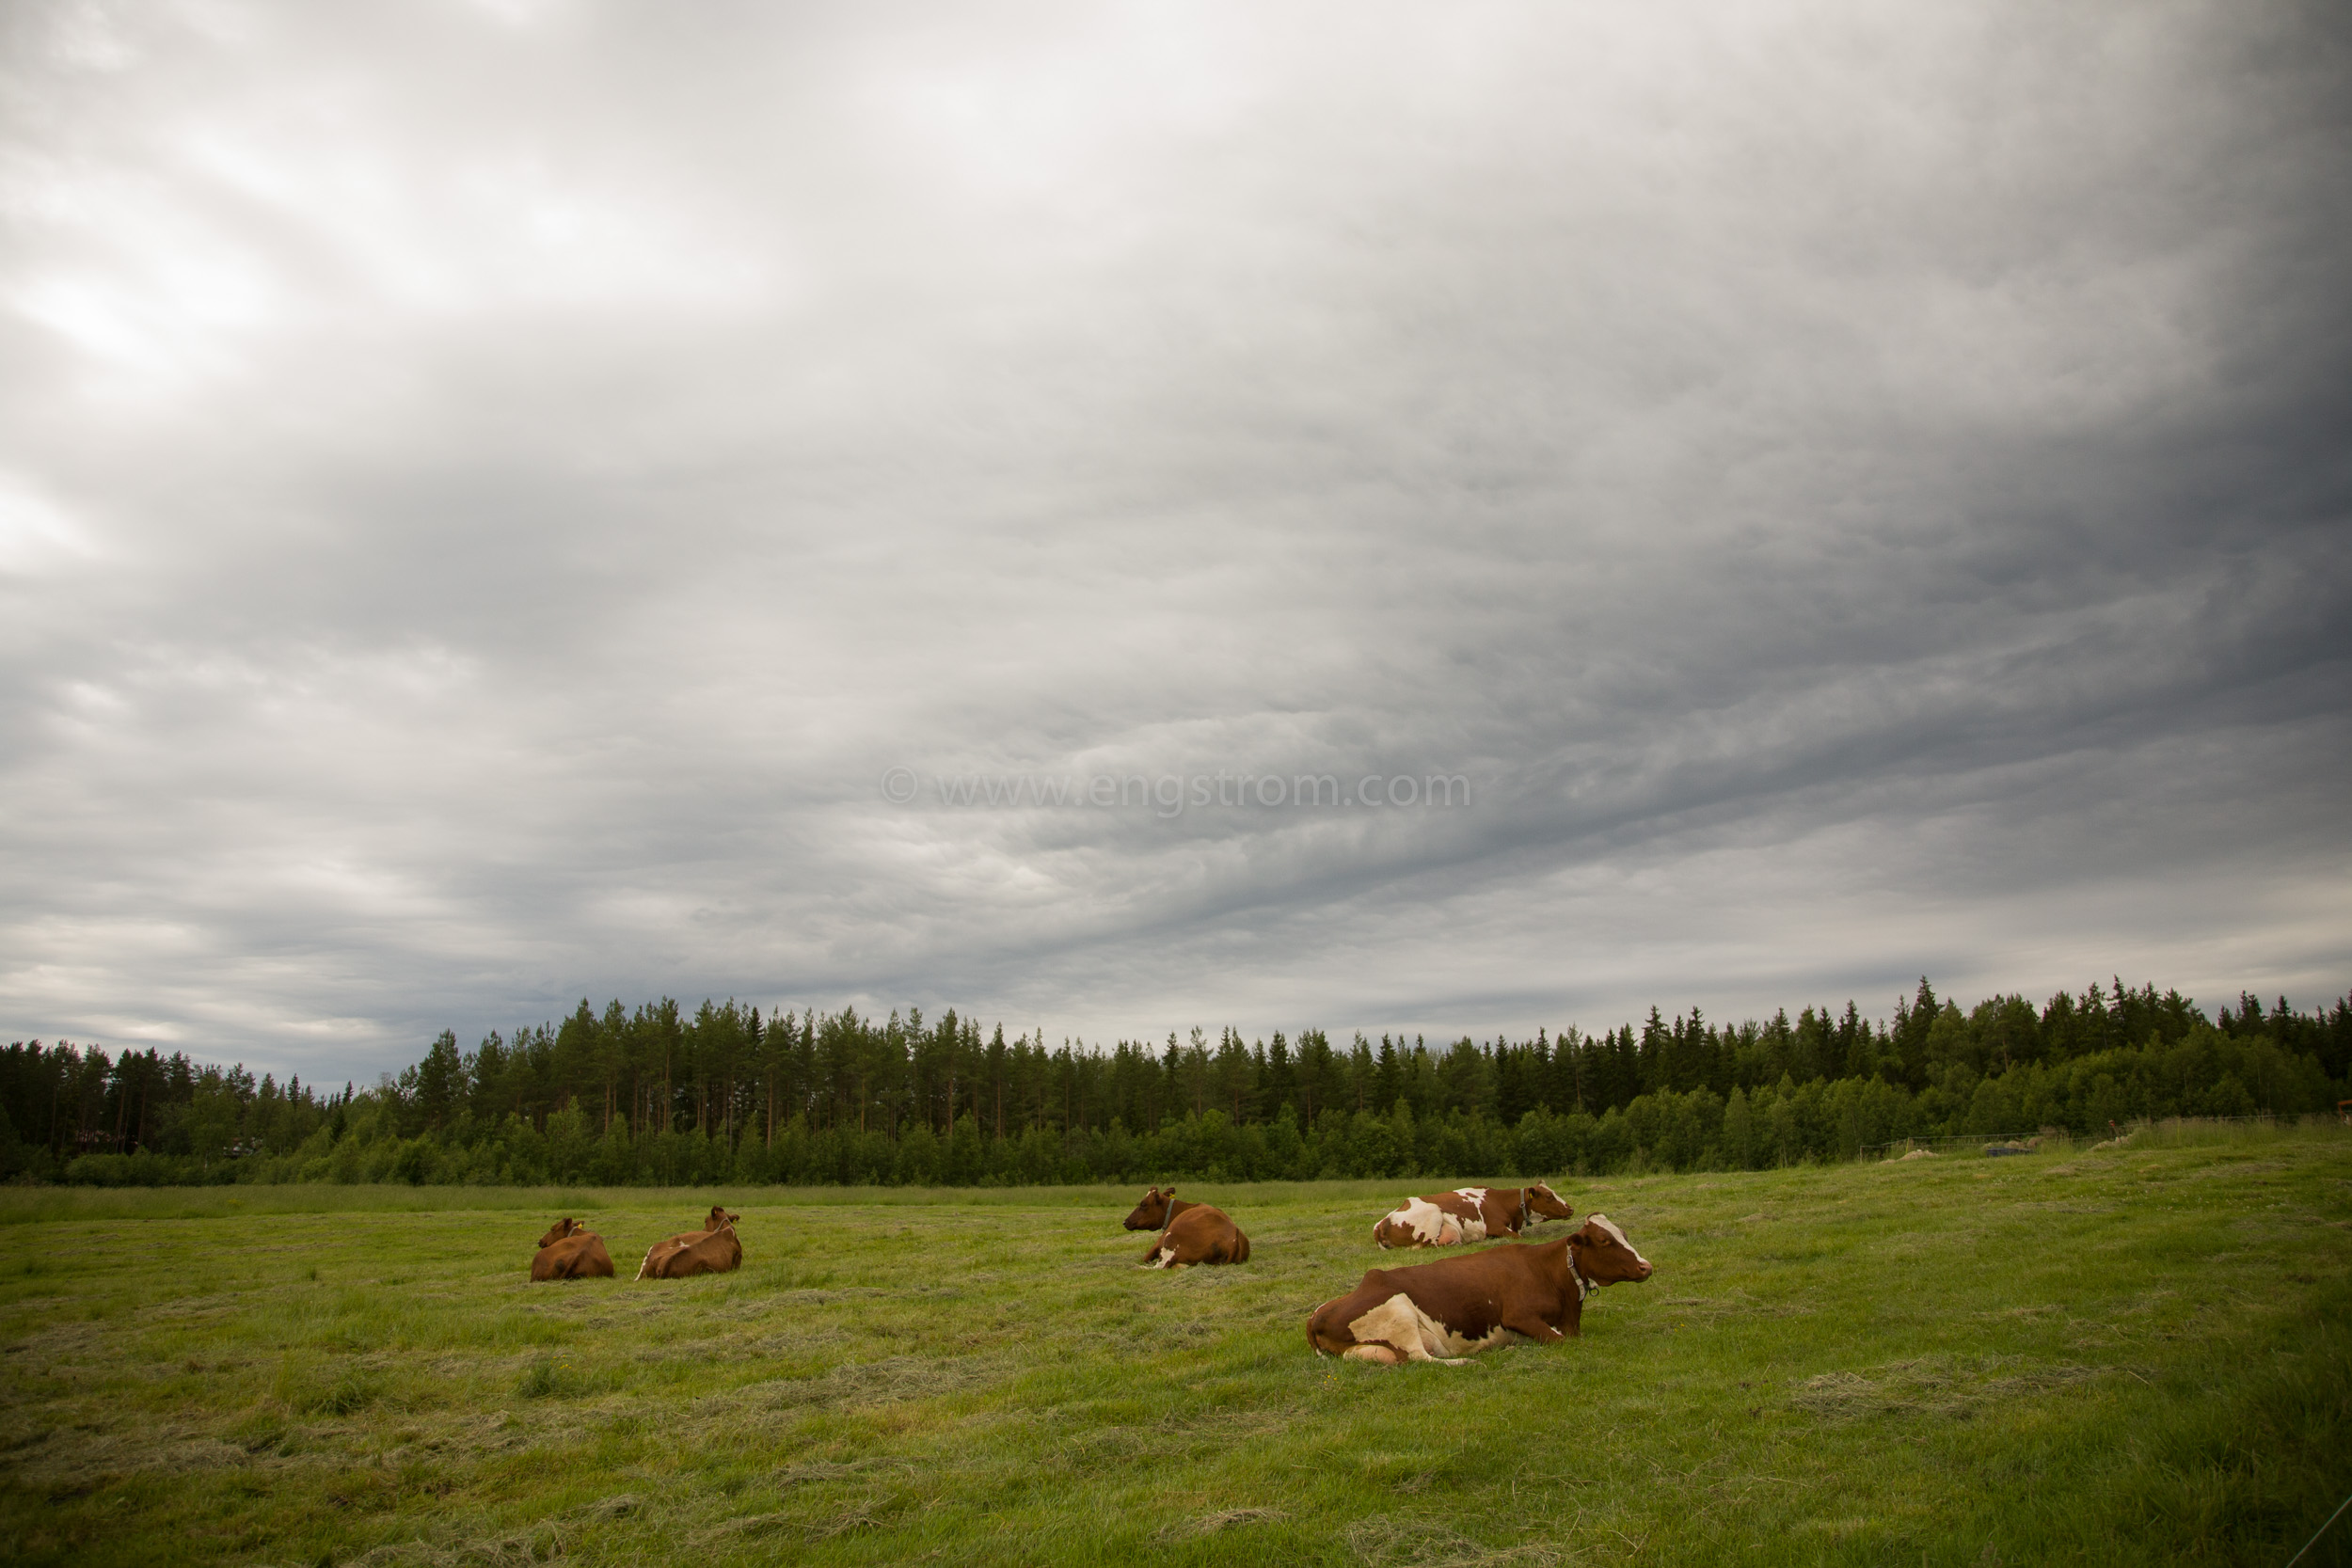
xmin=807 ymin=1503 xmax=885 ymax=1543
xmin=805 ymin=1353 xmax=996 ymax=1405
xmin=345 ymin=1526 xmax=566 ymax=1567
xmin=697 ymin=1511 xmax=795 ymax=1543
xmin=774 ymin=1458 xmax=874 ymax=1486
xmin=1651 ymin=1289 xmax=1806 ymax=1322
xmin=1157 ymin=1506 xmax=1288 ymax=1540
xmin=696 ymin=1498 xmax=891 ymax=1546
xmin=660 ymin=1354 xmax=1005 ymax=1447
xmin=326 ymin=1491 xmax=654 ymax=1566
xmin=1346 ymin=1515 xmax=1565 ymax=1567
xmin=0 ymin=1420 xmax=278 ymax=1489
xmin=729 ymin=1353 xmax=1002 ymax=1417
xmin=1789 ymin=1355 xmax=2108 ymax=1421
xmin=1061 ymin=1424 xmax=1152 ymax=1464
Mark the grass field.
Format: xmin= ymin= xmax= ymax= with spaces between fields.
xmin=4 ymin=1124 xmax=2349 ymax=1566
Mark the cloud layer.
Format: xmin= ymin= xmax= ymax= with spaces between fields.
xmin=4 ymin=0 xmax=2348 ymax=1078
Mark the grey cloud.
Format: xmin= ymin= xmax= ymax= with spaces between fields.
xmin=2 ymin=0 xmax=2347 ymax=1077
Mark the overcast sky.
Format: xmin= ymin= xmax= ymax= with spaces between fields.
xmin=4 ymin=0 xmax=2348 ymax=1082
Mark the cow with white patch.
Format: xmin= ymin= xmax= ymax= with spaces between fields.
xmin=639 ymin=1219 xmax=741 ymax=1279
xmin=635 ymin=1205 xmax=742 ymax=1280
xmin=1123 ymin=1185 xmax=1251 ymax=1268
xmin=1307 ymin=1214 xmax=1652 ymax=1364
xmin=1372 ymin=1183 xmax=1577 ymax=1248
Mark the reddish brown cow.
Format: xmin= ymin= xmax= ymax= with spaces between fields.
xmin=1307 ymin=1214 xmax=1652 ymax=1364
xmin=1372 ymin=1183 xmax=1576 ymax=1249
xmin=1125 ymin=1186 xmax=1250 ymax=1268
xmin=1122 ymin=1185 xmax=1196 ymax=1230
xmin=530 ymin=1216 xmax=614 ymax=1282
xmin=636 ymin=1205 xmax=743 ymax=1280
xmin=640 ymin=1220 xmax=741 ymax=1279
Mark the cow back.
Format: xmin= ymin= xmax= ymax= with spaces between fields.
xmin=653 ymin=1222 xmax=741 ymax=1278
xmin=532 ymin=1229 xmax=614 ymax=1281
xmin=1148 ymin=1203 xmax=1248 ymax=1267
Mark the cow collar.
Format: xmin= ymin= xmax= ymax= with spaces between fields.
xmin=1566 ymin=1240 xmax=1592 ymax=1303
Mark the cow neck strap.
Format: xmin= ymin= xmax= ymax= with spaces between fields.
xmin=1567 ymin=1242 xmax=1591 ymax=1303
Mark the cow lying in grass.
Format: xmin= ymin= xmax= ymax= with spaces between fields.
xmin=639 ymin=1218 xmax=741 ymax=1279
xmin=530 ymin=1217 xmax=614 ymax=1282
xmin=1308 ymin=1215 xmax=1652 ymax=1364
xmin=636 ymin=1205 xmax=742 ymax=1280
xmin=1372 ymin=1182 xmax=1576 ymax=1248
xmin=1123 ymin=1185 xmax=1250 ymax=1268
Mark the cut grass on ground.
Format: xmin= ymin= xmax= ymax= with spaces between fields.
xmin=3 ymin=1128 xmax=2349 ymax=1565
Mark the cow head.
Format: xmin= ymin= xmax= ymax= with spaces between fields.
xmin=537 ymin=1217 xmax=581 ymax=1248
xmin=1521 ymin=1182 xmax=1575 ymax=1224
xmin=1123 ymin=1186 xmax=1174 ymax=1230
xmin=705 ymin=1205 xmax=741 ymax=1230
xmin=1567 ymin=1214 xmax=1653 ymax=1285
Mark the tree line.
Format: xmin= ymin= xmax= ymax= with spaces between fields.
xmin=5 ymin=978 xmax=2346 ymax=1188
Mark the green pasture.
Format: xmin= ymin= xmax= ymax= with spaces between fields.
xmin=3 ymin=1124 xmax=2349 ymax=1566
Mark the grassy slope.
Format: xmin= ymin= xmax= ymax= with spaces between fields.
xmin=2 ymin=1128 xmax=2348 ymax=1567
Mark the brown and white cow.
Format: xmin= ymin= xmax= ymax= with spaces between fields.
xmin=1307 ymin=1214 xmax=1652 ymax=1364
xmin=1125 ymin=1186 xmax=1251 ymax=1268
xmin=639 ymin=1219 xmax=741 ymax=1279
xmin=531 ymin=1216 xmax=615 ymax=1282
xmin=1372 ymin=1183 xmax=1576 ymax=1249
xmin=635 ymin=1205 xmax=742 ymax=1280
